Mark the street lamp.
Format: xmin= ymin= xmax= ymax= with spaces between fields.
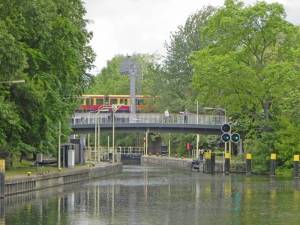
xmin=112 ymin=104 xmax=118 ymax=164
xmin=94 ymin=108 xmax=109 ymax=162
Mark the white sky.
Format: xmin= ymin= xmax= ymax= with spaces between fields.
xmin=83 ymin=0 xmax=300 ymax=74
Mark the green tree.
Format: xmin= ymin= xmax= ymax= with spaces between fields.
xmin=191 ymin=0 xmax=300 ymax=172
xmin=0 ymin=0 xmax=94 ymax=164
xmin=163 ymin=7 xmax=215 ymax=111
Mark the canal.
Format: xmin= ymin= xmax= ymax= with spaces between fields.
xmin=1 ymin=165 xmax=300 ymax=225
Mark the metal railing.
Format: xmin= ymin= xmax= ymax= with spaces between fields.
xmin=72 ymin=113 xmax=225 ymax=126
xmin=85 ymin=146 xmax=144 ymax=162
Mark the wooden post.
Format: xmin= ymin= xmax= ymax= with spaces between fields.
xmin=293 ymin=155 xmax=299 ymax=178
xmin=246 ymin=153 xmax=252 ymax=175
xmin=224 ymin=152 xmax=230 ymax=175
xmin=0 ymin=160 xmax=4 ymax=198
xmin=270 ymin=153 xmax=276 ymax=177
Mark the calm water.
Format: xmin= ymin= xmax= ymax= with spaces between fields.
xmin=1 ymin=165 xmax=300 ymax=225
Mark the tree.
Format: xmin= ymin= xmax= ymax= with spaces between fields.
xmin=163 ymin=6 xmax=216 ymax=111
xmin=191 ymin=0 xmax=300 ymax=171
xmin=0 ymin=0 xmax=94 ymax=164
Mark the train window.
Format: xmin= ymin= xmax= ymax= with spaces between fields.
xmin=136 ymin=99 xmax=144 ymax=105
xmin=96 ymin=98 xmax=103 ymax=105
xmin=120 ymin=99 xmax=124 ymax=104
xmin=104 ymin=96 xmax=109 ymax=104
xmin=110 ymin=99 xmax=118 ymax=104
xmin=124 ymin=99 xmax=128 ymax=105
xmin=86 ymin=98 xmax=93 ymax=105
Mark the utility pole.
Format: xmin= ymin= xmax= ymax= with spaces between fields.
xmin=98 ymin=116 xmax=100 ymax=162
xmin=94 ymin=118 xmax=97 ymax=161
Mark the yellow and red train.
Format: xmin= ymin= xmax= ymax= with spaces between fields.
xmin=78 ymin=94 xmax=156 ymax=112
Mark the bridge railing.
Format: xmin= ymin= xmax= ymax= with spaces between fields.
xmin=72 ymin=113 xmax=225 ymax=125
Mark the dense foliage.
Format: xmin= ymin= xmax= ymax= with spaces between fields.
xmin=88 ymin=8 xmax=219 ymax=156
xmin=0 ymin=0 xmax=94 ymax=164
xmin=191 ymin=0 xmax=300 ymax=172
xmin=162 ymin=7 xmax=215 ymax=111
xmin=3 ymin=0 xmax=298 ymax=172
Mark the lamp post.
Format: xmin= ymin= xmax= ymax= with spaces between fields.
xmin=94 ymin=108 xmax=109 ymax=162
xmin=112 ymin=104 xmax=118 ymax=163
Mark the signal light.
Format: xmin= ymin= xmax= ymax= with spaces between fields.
xmin=221 ymin=124 xmax=231 ymax=133
xmin=221 ymin=133 xmax=231 ymax=142
xmin=231 ymin=133 xmax=240 ymax=143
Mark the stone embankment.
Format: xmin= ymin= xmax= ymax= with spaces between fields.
xmin=2 ymin=163 xmax=122 ymax=197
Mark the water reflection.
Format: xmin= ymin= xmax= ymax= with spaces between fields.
xmin=3 ymin=166 xmax=300 ymax=225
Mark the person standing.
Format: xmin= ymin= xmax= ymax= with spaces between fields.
xmin=164 ymin=109 xmax=170 ymax=123
xmin=183 ymin=109 xmax=188 ymax=124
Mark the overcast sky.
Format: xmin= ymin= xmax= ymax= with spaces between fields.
xmin=83 ymin=0 xmax=300 ymax=74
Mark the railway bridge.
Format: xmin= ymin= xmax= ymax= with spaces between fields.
xmin=70 ymin=112 xmax=225 ymax=163
xmin=71 ymin=112 xmax=225 ymax=134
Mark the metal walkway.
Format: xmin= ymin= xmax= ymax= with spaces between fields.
xmin=71 ymin=113 xmax=225 ymax=134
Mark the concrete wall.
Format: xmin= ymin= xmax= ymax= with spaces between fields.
xmin=141 ymin=156 xmax=245 ymax=173
xmin=142 ymin=156 xmax=194 ymax=170
xmin=4 ymin=163 xmax=122 ymax=197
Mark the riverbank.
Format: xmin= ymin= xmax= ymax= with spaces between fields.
xmin=2 ymin=163 xmax=122 ymax=197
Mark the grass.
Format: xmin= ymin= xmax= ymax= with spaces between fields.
xmin=4 ymin=160 xmax=92 ymax=178
xmin=5 ymin=166 xmax=62 ymax=178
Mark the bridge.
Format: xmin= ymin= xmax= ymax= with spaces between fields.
xmin=71 ymin=112 xmax=225 ymax=134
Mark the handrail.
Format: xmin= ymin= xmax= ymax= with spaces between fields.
xmin=71 ymin=113 xmax=225 ymax=126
